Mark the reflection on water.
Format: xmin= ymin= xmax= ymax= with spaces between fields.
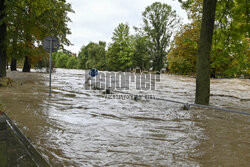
xmin=0 ymin=69 xmax=249 ymax=166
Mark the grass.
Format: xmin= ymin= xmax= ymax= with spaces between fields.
xmin=0 ymin=77 xmax=14 ymax=87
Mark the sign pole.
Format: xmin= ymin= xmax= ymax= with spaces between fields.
xmin=43 ymin=36 xmax=59 ymax=97
xmin=49 ymin=39 xmax=52 ymax=96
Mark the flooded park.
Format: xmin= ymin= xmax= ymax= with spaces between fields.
xmin=0 ymin=0 xmax=250 ymax=166
xmin=0 ymin=69 xmax=249 ymax=166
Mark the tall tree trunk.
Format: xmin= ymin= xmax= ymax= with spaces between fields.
xmin=11 ymin=28 xmax=18 ymax=71
xmin=195 ymin=0 xmax=217 ymax=105
xmin=22 ymin=56 xmax=31 ymax=72
xmin=11 ymin=58 xmax=17 ymax=71
xmin=23 ymin=35 xmax=32 ymax=73
xmin=0 ymin=0 xmax=7 ymax=78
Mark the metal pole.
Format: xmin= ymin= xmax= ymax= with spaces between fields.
xmin=49 ymin=39 xmax=52 ymax=96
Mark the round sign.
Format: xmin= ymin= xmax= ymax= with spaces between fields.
xmin=42 ymin=36 xmax=60 ymax=52
xmin=89 ymin=69 xmax=98 ymax=77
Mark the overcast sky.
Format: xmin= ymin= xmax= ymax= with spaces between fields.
xmin=65 ymin=0 xmax=189 ymax=54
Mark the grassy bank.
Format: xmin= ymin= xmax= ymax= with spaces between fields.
xmin=0 ymin=77 xmax=14 ymax=87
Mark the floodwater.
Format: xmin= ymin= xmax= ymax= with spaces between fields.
xmin=0 ymin=69 xmax=249 ymax=166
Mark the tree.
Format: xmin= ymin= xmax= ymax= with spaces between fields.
xmin=55 ymin=52 xmax=69 ymax=68
xmin=5 ymin=0 xmax=73 ymax=72
xmin=0 ymin=0 xmax=7 ymax=78
xmin=77 ymin=45 xmax=89 ymax=69
xmin=78 ymin=41 xmax=106 ymax=70
xmin=132 ymin=31 xmax=151 ymax=70
xmin=195 ymin=0 xmax=217 ymax=105
xmin=66 ymin=56 xmax=78 ymax=69
xmin=172 ymin=0 xmax=249 ymax=78
xmin=211 ymin=0 xmax=249 ymax=77
xmin=178 ymin=0 xmax=248 ymax=103
xmin=86 ymin=42 xmax=106 ymax=70
xmin=168 ymin=24 xmax=200 ymax=74
xmin=142 ymin=2 xmax=180 ymax=71
xmin=107 ymin=23 xmax=134 ymax=71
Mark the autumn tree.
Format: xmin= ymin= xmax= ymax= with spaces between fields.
xmin=176 ymin=0 xmax=249 ymax=104
xmin=168 ymin=24 xmax=200 ymax=74
xmin=175 ymin=0 xmax=249 ymax=78
xmin=178 ymin=0 xmax=217 ymax=104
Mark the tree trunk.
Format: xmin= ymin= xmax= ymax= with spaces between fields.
xmin=154 ymin=52 xmax=163 ymax=72
xmin=195 ymin=0 xmax=217 ymax=105
xmin=11 ymin=58 xmax=17 ymax=71
xmin=0 ymin=0 xmax=7 ymax=78
xmin=22 ymin=56 xmax=31 ymax=72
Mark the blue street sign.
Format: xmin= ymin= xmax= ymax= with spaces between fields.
xmin=89 ymin=69 xmax=99 ymax=77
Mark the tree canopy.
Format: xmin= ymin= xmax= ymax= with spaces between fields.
xmin=78 ymin=41 xmax=106 ymax=70
xmin=0 ymin=0 xmax=73 ymax=76
xmin=168 ymin=0 xmax=249 ymax=78
xmin=142 ymin=2 xmax=180 ymax=71
xmin=106 ymin=23 xmax=135 ymax=71
xmin=1 ymin=0 xmax=248 ymax=81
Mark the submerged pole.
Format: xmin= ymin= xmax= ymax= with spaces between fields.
xmin=49 ymin=39 xmax=52 ymax=96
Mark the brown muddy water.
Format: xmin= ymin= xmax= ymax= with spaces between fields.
xmin=0 ymin=69 xmax=249 ymax=166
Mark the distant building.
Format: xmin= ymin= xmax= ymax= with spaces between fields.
xmin=60 ymin=48 xmax=77 ymax=57
xmin=71 ymin=53 xmax=77 ymax=58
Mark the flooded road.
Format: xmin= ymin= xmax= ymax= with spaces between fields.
xmin=0 ymin=69 xmax=249 ymax=166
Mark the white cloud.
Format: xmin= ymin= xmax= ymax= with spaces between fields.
xmin=65 ymin=0 xmax=189 ymax=54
